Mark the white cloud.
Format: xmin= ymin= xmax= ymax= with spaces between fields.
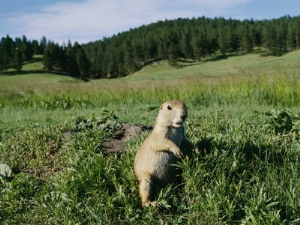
xmin=6 ymin=0 xmax=250 ymax=44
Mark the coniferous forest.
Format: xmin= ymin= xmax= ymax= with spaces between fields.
xmin=1 ymin=15 xmax=300 ymax=78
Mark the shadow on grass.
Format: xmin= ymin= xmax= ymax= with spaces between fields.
xmin=0 ymin=70 xmax=90 ymax=82
xmin=1 ymin=70 xmax=46 ymax=76
xmin=196 ymin=136 xmax=284 ymax=165
xmin=203 ymin=54 xmax=231 ymax=62
xmin=177 ymin=54 xmax=235 ymax=69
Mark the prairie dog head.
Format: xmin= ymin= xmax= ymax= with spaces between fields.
xmin=156 ymin=100 xmax=187 ymax=128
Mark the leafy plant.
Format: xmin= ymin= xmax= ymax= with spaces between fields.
xmin=0 ymin=163 xmax=12 ymax=183
xmin=266 ymin=108 xmax=293 ymax=134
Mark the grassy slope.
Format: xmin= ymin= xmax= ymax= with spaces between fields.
xmin=1 ymin=50 xmax=300 ymax=129
xmin=127 ymin=50 xmax=300 ymax=81
xmin=1 ymin=51 xmax=300 ymax=224
xmin=1 ymin=50 xmax=300 ymax=96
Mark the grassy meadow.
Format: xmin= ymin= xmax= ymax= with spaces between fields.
xmin=1 ymin=51 xmax=300 ymax=224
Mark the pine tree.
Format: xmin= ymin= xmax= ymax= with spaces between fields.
xmin=76 ymin=47 xmax=89 ymax=76
xmin=238 ymin=24 xmax=253 ymax=54
xmin=31 ymin=40 xmax=41 ymax=55
xmin=123 ymin=40 xmax=134 ymax=74
xmin=145 ymin=36 xmax=158 ymax=60
xmin=1 ymin=35 xmax=15 ymax=72
xmin=43 ymin=42 xmax=65 ymax=71
xmin=168 ymin=42 xmax=179 ymax=67
xmin=65 ymin=41 xmax=79 ymax=76
xmin=181 ymin=28 xmax=194 ymax=60
xmin=13 ymin=49 xmax=22 ymax=72
xmin=21 ymin=35 xmax=33 ymax=61
xmin=40 ymin=36 xmax=47 ymax=54
xmin=191 ymin=31 xmax=208 ymax=61
xmin=0 ymin=46 xmax=6 ymax=72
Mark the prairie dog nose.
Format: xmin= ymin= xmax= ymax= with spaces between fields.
xmin=181 ymin=114 xmax=187 ymax=121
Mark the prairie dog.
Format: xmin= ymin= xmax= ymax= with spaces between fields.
xmin=134 ymin=100 xmax=196 ymax=206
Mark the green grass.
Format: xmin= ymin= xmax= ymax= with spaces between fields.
xmin=126 ymin=50 xmax=300 ymax=81
xmin=1 ymin=51 xmax=300 ymax=224
xmin=22 ymin=58 xmax=44 ymax=71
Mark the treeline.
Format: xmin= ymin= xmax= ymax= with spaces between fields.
xmin=0 ymin=35 xmax=46 ymax=72
xmin=42 ymin=41 xmax=89 ymax=77
xmin=84 ymin=15 xmax=300 ymax=78
xmin=1 ymin=15 xmax=300 ymax=78
xmin=0 ymin=35 xmax=89 ymax=77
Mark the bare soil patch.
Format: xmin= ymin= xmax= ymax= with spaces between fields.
xmin=102 ymin=123 xmax=152 ymax=153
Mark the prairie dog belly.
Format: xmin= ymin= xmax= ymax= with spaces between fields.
xmin=134 ymin=145 xmax=179 ymax=183
xmin=135 ymin=127 xmax=184 ymax=180
xmin=152 ymin=151 xmax=178 ymax=182
xmin=166 ymin=127 xmax=184 ymax=146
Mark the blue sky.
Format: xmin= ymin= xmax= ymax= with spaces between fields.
xmin=1 ymin=0 xmax=300 ymax=44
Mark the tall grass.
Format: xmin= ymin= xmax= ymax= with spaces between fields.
xmin=1 ymin=75 xmax=300 ymax=109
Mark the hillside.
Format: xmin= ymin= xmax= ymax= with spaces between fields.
xmin=2 ymin=48 xmax=299 ymax=94
xmin=83 ymin=15 xmax=300 ymax=78
xmin=127 ymin=49 xmax=300 ymax=81
xmin=2 ymin=15 xmax=300 ymax=80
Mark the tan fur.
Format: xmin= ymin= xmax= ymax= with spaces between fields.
xmin=134 ymin=100 xmax=196 ymax=206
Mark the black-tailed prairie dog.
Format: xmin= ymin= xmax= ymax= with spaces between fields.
xmin=134 ymin=100 xmax=196 ymax=206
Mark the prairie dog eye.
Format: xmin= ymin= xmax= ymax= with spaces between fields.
xmin=167 ymin=105 xmax=172 ymax=110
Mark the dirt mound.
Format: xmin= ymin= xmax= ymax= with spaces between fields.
xmin=103 ymin=124 xmax=152 ymax=153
